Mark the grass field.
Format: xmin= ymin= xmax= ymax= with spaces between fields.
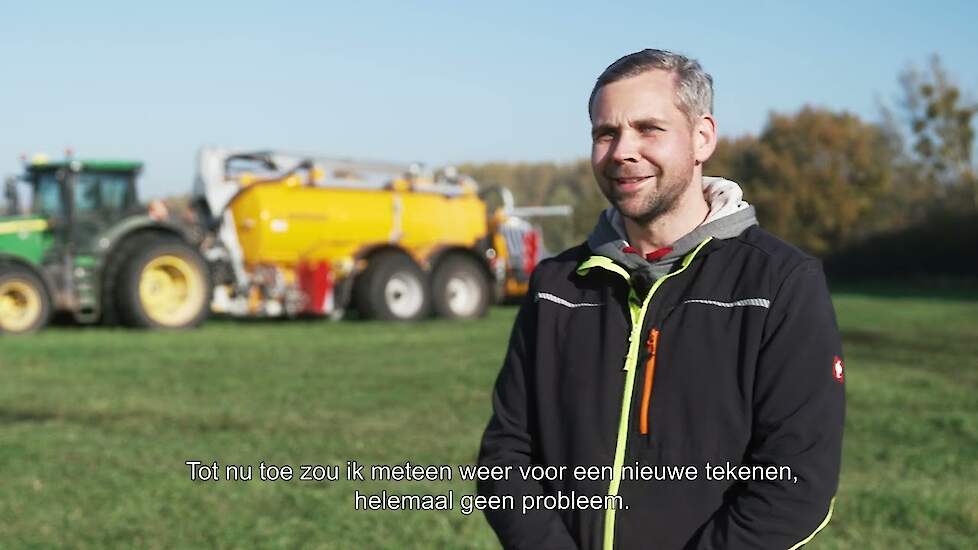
xmin=1 ymin=290 xmax=976 ymax=549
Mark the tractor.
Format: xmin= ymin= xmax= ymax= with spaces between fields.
xmin=0 ymin=157 xmax=210 ymax=334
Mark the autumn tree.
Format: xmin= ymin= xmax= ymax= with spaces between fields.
xmin=706 ymin=135 xmax=760 ymax=181
xmin=892 ymin=55 xmax=977 ymax=210
xmin=730 ymin=107 xmax=897 ymax=256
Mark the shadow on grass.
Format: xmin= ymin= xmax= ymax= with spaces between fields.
xmin=0 ymin=405 xmax=253 ymax=433
xmin=0 ymin=408 xmax=58 ymax=423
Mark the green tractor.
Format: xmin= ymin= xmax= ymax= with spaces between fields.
xmin=0 ymin=158 xmax=210 ymax=334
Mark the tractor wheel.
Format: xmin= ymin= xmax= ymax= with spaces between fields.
xmin=115 ymin=235 xmax=211 ymax=329
xmin=0 ymin=264 xmax=51 ymax=334
xmin=355 ymin=252 xmax=429 ymax=321
xmin=431 ymin=255 xmax=490 ymax=320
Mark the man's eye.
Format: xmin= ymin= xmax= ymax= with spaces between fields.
xmin=640 ymin=126 xmax=663 ymax=134
xmin=593 ymin=132 xmax=614 ymax=142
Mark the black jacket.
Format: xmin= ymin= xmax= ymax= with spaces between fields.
xmin=478 ymin=225 xmax=845 ymax=550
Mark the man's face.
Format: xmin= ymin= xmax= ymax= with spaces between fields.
xmin=590 ymin=70 xmax=698 ymax=225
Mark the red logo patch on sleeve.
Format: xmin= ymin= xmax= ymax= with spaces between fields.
xmin=832 ymin=356 xmax=845 ymax=383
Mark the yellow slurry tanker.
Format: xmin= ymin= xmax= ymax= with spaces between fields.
xmin=192 ymin=148 xmax=567 ymax=322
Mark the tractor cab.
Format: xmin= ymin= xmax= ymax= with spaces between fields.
xmin=22 ymin=158 xmax=143 ymax=249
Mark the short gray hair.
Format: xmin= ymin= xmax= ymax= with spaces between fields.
xmin=589 ymin=49 xmax=714 ymax=125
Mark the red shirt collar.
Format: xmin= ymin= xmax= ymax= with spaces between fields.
xmin=622 ymin=245 xmax=673 ymax=261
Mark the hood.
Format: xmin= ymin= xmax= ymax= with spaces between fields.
xmin=586 ymin=176 xmax=758 ymax=294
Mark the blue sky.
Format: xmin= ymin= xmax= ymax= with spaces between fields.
xmin=2 ymin=0 xmax=976 ymax=198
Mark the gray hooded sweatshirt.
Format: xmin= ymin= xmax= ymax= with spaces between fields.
xmin=586 ymin=177 xmax=758 ymax=297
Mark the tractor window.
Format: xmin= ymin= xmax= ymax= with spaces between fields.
xmin=14 ymin=180 xmax=32 ymax=214
xmin=74 ymin=172 xmax=132 ymax=216
xmin=74 ymin=175 xmax=99 ymax=212
xmin=101 ymin=175 xmax=130 ymax=210
xmin=33 ymin=171 xmax=64 ymax=217
xmin=2 ymin=178 xmax=27 ymax=215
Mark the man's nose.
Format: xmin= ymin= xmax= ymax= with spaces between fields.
xmin=610 ymin=131 xmax=640 ymax=163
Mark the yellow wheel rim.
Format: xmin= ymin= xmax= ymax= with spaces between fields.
xmin=0 ymin=279 xmax=42 ymax=333
xmin=138 ymin=254 xmax=205 ymax=327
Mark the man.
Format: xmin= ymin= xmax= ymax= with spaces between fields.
xmin=477 ymin=49 xmax=845 ymax=550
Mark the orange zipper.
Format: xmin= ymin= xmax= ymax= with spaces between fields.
xmin=639 ymin=328 xmax=659 ymax=435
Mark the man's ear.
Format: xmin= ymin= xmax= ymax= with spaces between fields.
xmin=693 ymin=114 xmax=717 ymax=165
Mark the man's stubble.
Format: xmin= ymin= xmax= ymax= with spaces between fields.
xmin=600 ymin=152 xmax=695 ymax=227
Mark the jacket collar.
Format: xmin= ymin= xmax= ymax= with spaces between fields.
xmin=581 ymin=177 xmax=758 ymax=275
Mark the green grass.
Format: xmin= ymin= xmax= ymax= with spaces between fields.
xmin=1 ymin=292 xmax=976 ymax=549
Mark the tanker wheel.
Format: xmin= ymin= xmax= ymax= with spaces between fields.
xmin=0 ymin=265 xmax=51 ymax=334
xmin=116 ymin=235 xmax=211 ymax=329
xmin=356 ymin=252 xmax=430 ymax=321
xmin=431 ymin=255 xmax=490 ymax=320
